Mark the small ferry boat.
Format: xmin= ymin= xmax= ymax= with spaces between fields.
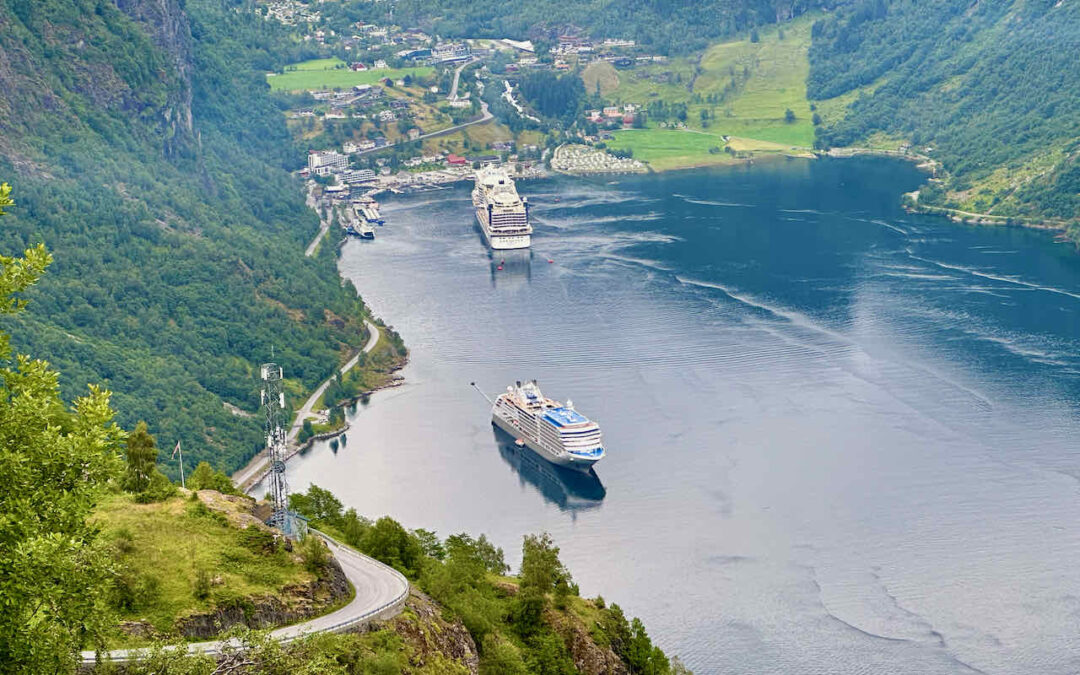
xmin=490 ymin=380 xmax=604 ymax=471
xmin=345 ymin=221 xmax=375 ymax=239
xmin=354 ymin=196 xmax=385 ymax=225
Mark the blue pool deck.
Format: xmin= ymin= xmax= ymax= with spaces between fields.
xmin=543 ymin=407 xmax=589 ymax=427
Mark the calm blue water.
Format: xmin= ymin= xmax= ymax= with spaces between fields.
xmin=280 ymin=158 xmax=1080 ymax=673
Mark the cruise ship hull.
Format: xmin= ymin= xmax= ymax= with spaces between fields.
xmin=491 ymin=411 xmax=602 ymax=471
xmin=476 ymin=211 xmax=531 ymax=249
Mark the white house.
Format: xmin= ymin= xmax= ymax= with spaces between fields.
xmin=308 ymin=150 xmax=348 ymax=176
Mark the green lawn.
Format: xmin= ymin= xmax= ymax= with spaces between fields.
xmin=93 ymin=492 xmax=314 ymax=646
xmin=607 ymin=128 xmax=732 ymax=171
xmin=268 ymin=58 xmax=435 ymax=91
xmin=602 ymin=15 xmax=819 ymax=169
xmin=291 ymin=57 xmax=350 ymax=71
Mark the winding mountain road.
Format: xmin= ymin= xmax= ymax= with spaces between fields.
xmin=231 ymin=318 xmax=382 ymax=490
xmin=80 ymin=533 xmax=409 ymax=665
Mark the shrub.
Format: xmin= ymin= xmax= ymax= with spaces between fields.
xmin=300 ymin=534 xmax=329 ymax=574
xmin=193 ymin=568 xmax=212 ymax=600
xmin=479 ymin=635 xmax=528 ymax=675
xmin=239 ymin=527 xmax=279 ymax=555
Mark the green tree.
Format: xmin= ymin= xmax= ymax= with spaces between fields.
xmin=362 ymin=516 xmax=423 ymax=577
xmin=187 ymin=461 xmax=238 ymax=494
xmin=511 ymin=586 xmax=546 ymax=637
xmin=414 ymin=528 xmax=445 ymax=560
xmin=784 ymin=108 xmax=796 ymax=123
xmin=520 ymin=532 xmax=570 ymax=594
xmin=124 ymin=421 xmax=157 ymax=493
xmin=0 ymin=186 xmax=125 ymax=673
xmin=0 ymin=182 xmax=12 ymax=215
xmin=289 ymin=484 xmax=343 ymax=523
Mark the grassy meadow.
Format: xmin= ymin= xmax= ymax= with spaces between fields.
xmin=93 ymin=492 xmax=315 ymax=646
xmin=268 ymin=57 xmax=434 ymax=91
xmin=599 ymin=15 xmax=821 ymax=169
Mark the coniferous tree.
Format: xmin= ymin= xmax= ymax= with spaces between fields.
xmin=124 ymin=421 xmax=157 ymax=493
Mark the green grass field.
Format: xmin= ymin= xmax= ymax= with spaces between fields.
xmin=582 ymin=61 xmax=620 ymax=97
xmin=601 ymin=16 xmax=819 ymax=169
xmin=94 ymin=492 xmax=314 ymax=646
xmin=606 ymin=128 xmax=732 ymax=171
xmin=268 ymin=58 xmax=435 ymax=91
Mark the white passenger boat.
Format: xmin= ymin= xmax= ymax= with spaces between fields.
xmin=490 ymin=380 xmax=604 ymax=470
xmin=471 ymin=166 xmax=532 ymax=250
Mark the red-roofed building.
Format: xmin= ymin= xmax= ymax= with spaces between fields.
xmin=446 ymin=154 xmax=467 ymax=166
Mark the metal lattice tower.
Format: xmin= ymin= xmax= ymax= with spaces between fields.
xmin=261 ymin=362 xmax=290 ymax=530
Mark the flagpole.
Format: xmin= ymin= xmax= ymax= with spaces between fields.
xmin=176 ymin=440 xmax=186 ymax=489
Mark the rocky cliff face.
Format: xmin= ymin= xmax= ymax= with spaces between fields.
xmin=546 ymin=608 xmax=629 ymax=675
xmin=112 ymin=0 xmax=197 ymax=159
xmin=0 ymin=0 xmax=197 ymax=168
xmin=175 ymin=549 xmax=351 ymax=639
xmin=370 ymin=589 xmax=481 ymax=674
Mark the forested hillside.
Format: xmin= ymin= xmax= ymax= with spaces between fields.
xmin=0 ymin=0 xmax=379 ymax=475
xmin=326 ymin=0 xmax=832 ymax=55
xmin=809 ymin=0 xmax=1080 ymax=229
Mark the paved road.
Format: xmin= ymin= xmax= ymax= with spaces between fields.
xmin=447 ymin=57 xmax=480 ymax=101
xmin=352 ymin=101 xmax=492 ymax=157
xmin=231 ymin=318 xmax=381 ymax=489
xmin=305 ymin=206 xmax=332 ymax=257
xmin=80 ymin=533 xmax=409 ymax=664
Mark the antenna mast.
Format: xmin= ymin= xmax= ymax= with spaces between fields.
xmin=261 ymin=362 xmax=291 ymax=531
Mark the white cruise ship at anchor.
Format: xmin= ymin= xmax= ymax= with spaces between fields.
xmin=472 ymin=166 xmax=532 ymax=250
xmin=491 ymin=380 xmax=605 ymax=471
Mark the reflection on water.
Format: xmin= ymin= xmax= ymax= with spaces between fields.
xmin=277 ymin=160 xmax=1080 ymax=674
xmin=488 ymin=248 xmax=532 ymax=287
xmin=492 ymin=427 xmax=606 ymax=515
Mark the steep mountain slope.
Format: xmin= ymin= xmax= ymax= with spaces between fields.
xmin=0 ymin=0 xmax=387 ymax=474
xmin=809 ymin=0 xmax=1080 ymax=232
xmin=328 ymin=0 xmax=833 ymax=55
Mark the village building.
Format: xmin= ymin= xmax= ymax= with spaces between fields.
xmin=433 ymin=42 xmax=471 ymax=63
xmin=308 ymin=150 xmax=348 ymax=176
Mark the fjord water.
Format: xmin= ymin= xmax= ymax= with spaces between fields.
xmin=290 ymin=159 xmax=1080 ymax=673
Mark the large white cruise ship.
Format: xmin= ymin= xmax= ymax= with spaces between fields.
xmin=471 ymin=166 xmax=532 ymax=250
xmin=491 ymin=380 xmax=605 ymax=471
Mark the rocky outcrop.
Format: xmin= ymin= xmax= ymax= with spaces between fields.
xmin=112 ymin=0 xmax=197 ymax=159
xmin=195 ymin=489 xmax=268 ymax=531
xmin=175 ymin=555 xmax=350 ymax=639
xmin=0 ymin=0 xmax=197 ymax=165
xmin=369 ymin=589 xmax=480 ymax=674
xmin=546 ymin=607 xmax=629 ymax=675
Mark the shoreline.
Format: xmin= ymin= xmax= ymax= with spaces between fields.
xmin=237 ymin=367 xmax=407 ymax=493
xmin=622 ymin=144 xmax=1075 ymax=242
xmin=232 ymin=317 xmax=406 ymax=492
